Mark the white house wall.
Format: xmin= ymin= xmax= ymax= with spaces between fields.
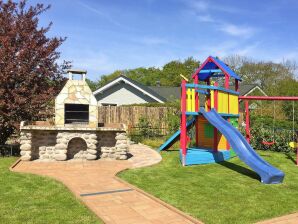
xmin=95 ymin=82 xmax=158 ymax=105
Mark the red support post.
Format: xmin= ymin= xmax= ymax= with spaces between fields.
xmin=206 ymin=78 xmax=211 ymax=111
xmin=235 ymin=79 xmax=239 ymax=92
xmin=225 ymin=74 xmax=230 ymax=89
xmin=296 ymin=145 xmax=298 ymax=166
xmin=213 ymin=82 xmax=218 ymax=151
xmin=235 ymin=79 xmax=239 ymax=151
xmin=239 ymin=96 xmax=298 ymax=101
xmin=245 ymin=100 xmax=251 ymax=143
xmin=194 ymin=75 xmax=199 ymax=147
xmin=194 ymin=75 xmax=199 ymax=112
xmin=296 ymin=147 xmax=298 ymax=166
xmin=214 ymin=82 xmax=218 ymax=110
xmin=226 ymin=80 xmax=231 ymax=150
xmin=180 ymin=79 xmax=187 ymax=166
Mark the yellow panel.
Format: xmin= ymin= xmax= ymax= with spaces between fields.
xmin=217 ymin=133 xmax=227 ymax=150
xmin=205 ymin=95 xmax=208 ymax=111
xmin=218 ymin=91 xmax=229 ymax=113
xmin=218 ymin=92 xmax=223 ymax=112
xmin=229 ymin=94 xmax=234 ymax=114
xmin=224 ymin=93 xmax=229 ymax=113
xmin=187 ymin=89 xmax=191 ymax=111
xmin=229 ymin=94 xmax=239 ymax=114
xmin=210 ymin=90 xmax=214 ymax=109
xmin=191 ymin=89 xmax=195 ymax=112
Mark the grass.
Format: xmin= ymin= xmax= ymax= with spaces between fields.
xmin=119 ymin=146 xmax=298 ymax=224
xmin=0 ymin=157 xmax=102 ymax=224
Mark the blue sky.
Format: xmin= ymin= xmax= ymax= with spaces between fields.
xmin=28 ymin=0 xmax=298 ymax=80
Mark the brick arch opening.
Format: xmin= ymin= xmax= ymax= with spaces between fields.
xmin=67 ymin=137 xmax=87 ymax=159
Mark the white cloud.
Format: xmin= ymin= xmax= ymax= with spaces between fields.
xmin=196 ymin=40 xmax=262 ymax=60
xmin=186 ymin=0 xmax=246 ymax=14
xmin=190 ymin=0 xmax=208 ymax=11
xmin=197 ymin=14 xmax=215 ymax=22
xmin=184 ymin=0 xmax=256 ymax=38
xmin=76 ymin=1 xmax=122 ymax=27
xmin=220 ymin=23 xmax=255 ymax=37
xmin=234 ymin=42 xmax=260 ymax=56
xmin=133 ymin=36 xmax=169 ymax=45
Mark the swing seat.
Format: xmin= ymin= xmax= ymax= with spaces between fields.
xmin=289 ymin=142 xmax=297 ymax=148
xmin=262 ymin=141 xmax=275 ymax=146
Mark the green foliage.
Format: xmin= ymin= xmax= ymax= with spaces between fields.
xmin=249 ymin=112 xmax=297 ymax=152
xmin=128 ymin=106 xmax=181 ymax=143
xmin=166 ymin=110 xmax=180 ymax=135
xmin=93 ymin=57 xmax=200 ymax=88
xmin=250 ymin=114 xmax=298 ymax=130
xmin=128 ymin=116 xmax=164 ymax=143
xmin=138 ymin=117 xmax=152 ymax=137
xmin=97 ymin=70 xmax=122 ymax=87
xmin=250 ymin=124 xmax=295 ymax=153
xmin=86 ymin=79 xmax=100 ymax=92
xmin=224 ymin=55 xmax=296 ymax=93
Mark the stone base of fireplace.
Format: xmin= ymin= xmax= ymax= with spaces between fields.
xmin=19 ymin=125 xmax=129 ymax=161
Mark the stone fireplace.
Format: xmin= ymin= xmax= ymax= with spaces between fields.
xmin=19 ymin=70 xmax=129 ymax=161
xmin=55 ymin=70 xmax=98 ymax=127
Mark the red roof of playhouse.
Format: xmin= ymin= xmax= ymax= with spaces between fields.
xmin=192 ymin=56 xmax=242 ymax=81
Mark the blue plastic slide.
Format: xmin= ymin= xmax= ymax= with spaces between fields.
xmin=201 ymin=109 xmax=284 ymax=184
xmin=159 ymin=117 xmax=196 ymax=151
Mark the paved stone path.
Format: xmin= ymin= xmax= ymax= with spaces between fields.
xmin=12 ymin=144 xmax=200 ymax=224
xmin=256 ymin=212 xmax=298 ymax=224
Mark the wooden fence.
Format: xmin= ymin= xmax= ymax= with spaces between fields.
xmin=98 ymin=106 xmax=178 ymax=135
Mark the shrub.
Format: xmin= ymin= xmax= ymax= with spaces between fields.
xmin=250 ymin=124 xmax=296 ymax=153
xmin=166 ymin=110 xmax=180 ymax=136
xmin=128 ymin=117 xmax=163 ymax=143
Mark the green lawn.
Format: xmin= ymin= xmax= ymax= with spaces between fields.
xmin=119 ymin=147 xmax=298 ymax=224
xmin=0 ymin=158 xmax=102 ymax=224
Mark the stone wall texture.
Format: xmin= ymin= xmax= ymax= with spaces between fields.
xmin=19 ymin=130 xmax=129 ymax=161
xmin=101 ymin=132 xmax=129 ymax=160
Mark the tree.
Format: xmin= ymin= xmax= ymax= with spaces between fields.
xmin=223 ymin=54 xmax=295 ymax=95
xmin=86 ymin=79 xmax=100 ymax=92
xmin=92 ymin=57 xmax=200 ymax=88
xmin=275 ymin=77 xmax=298 ymax=125
xmin=0 ymin=0 xmax=70 ymax=144
xmin=223 ymin=54 xmax=252 ymax=71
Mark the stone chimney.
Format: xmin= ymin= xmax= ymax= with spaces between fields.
xmin=55 ymin=70 xmax=98 ymax=128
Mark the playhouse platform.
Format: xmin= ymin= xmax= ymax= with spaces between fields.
xmin=179 ymin=148 xmax=236 ymax=165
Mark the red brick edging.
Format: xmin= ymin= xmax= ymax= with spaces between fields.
xmin=9 ymin=158 xmax=21 ymax=171
xmin=114 ymin=173 xmax=202 ymax=224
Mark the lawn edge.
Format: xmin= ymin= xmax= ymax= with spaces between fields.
xmin=9 ymin=160 xmax=104 ymax=224
xmin=9 ymin=157 xmax=21 ymax=171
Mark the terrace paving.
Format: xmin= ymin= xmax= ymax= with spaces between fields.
xmin=12 ymin=144 xmax=201 ymax=224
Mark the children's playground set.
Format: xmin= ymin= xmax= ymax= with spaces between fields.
xmin=159 ymin=56 xmax=298 ymax=184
